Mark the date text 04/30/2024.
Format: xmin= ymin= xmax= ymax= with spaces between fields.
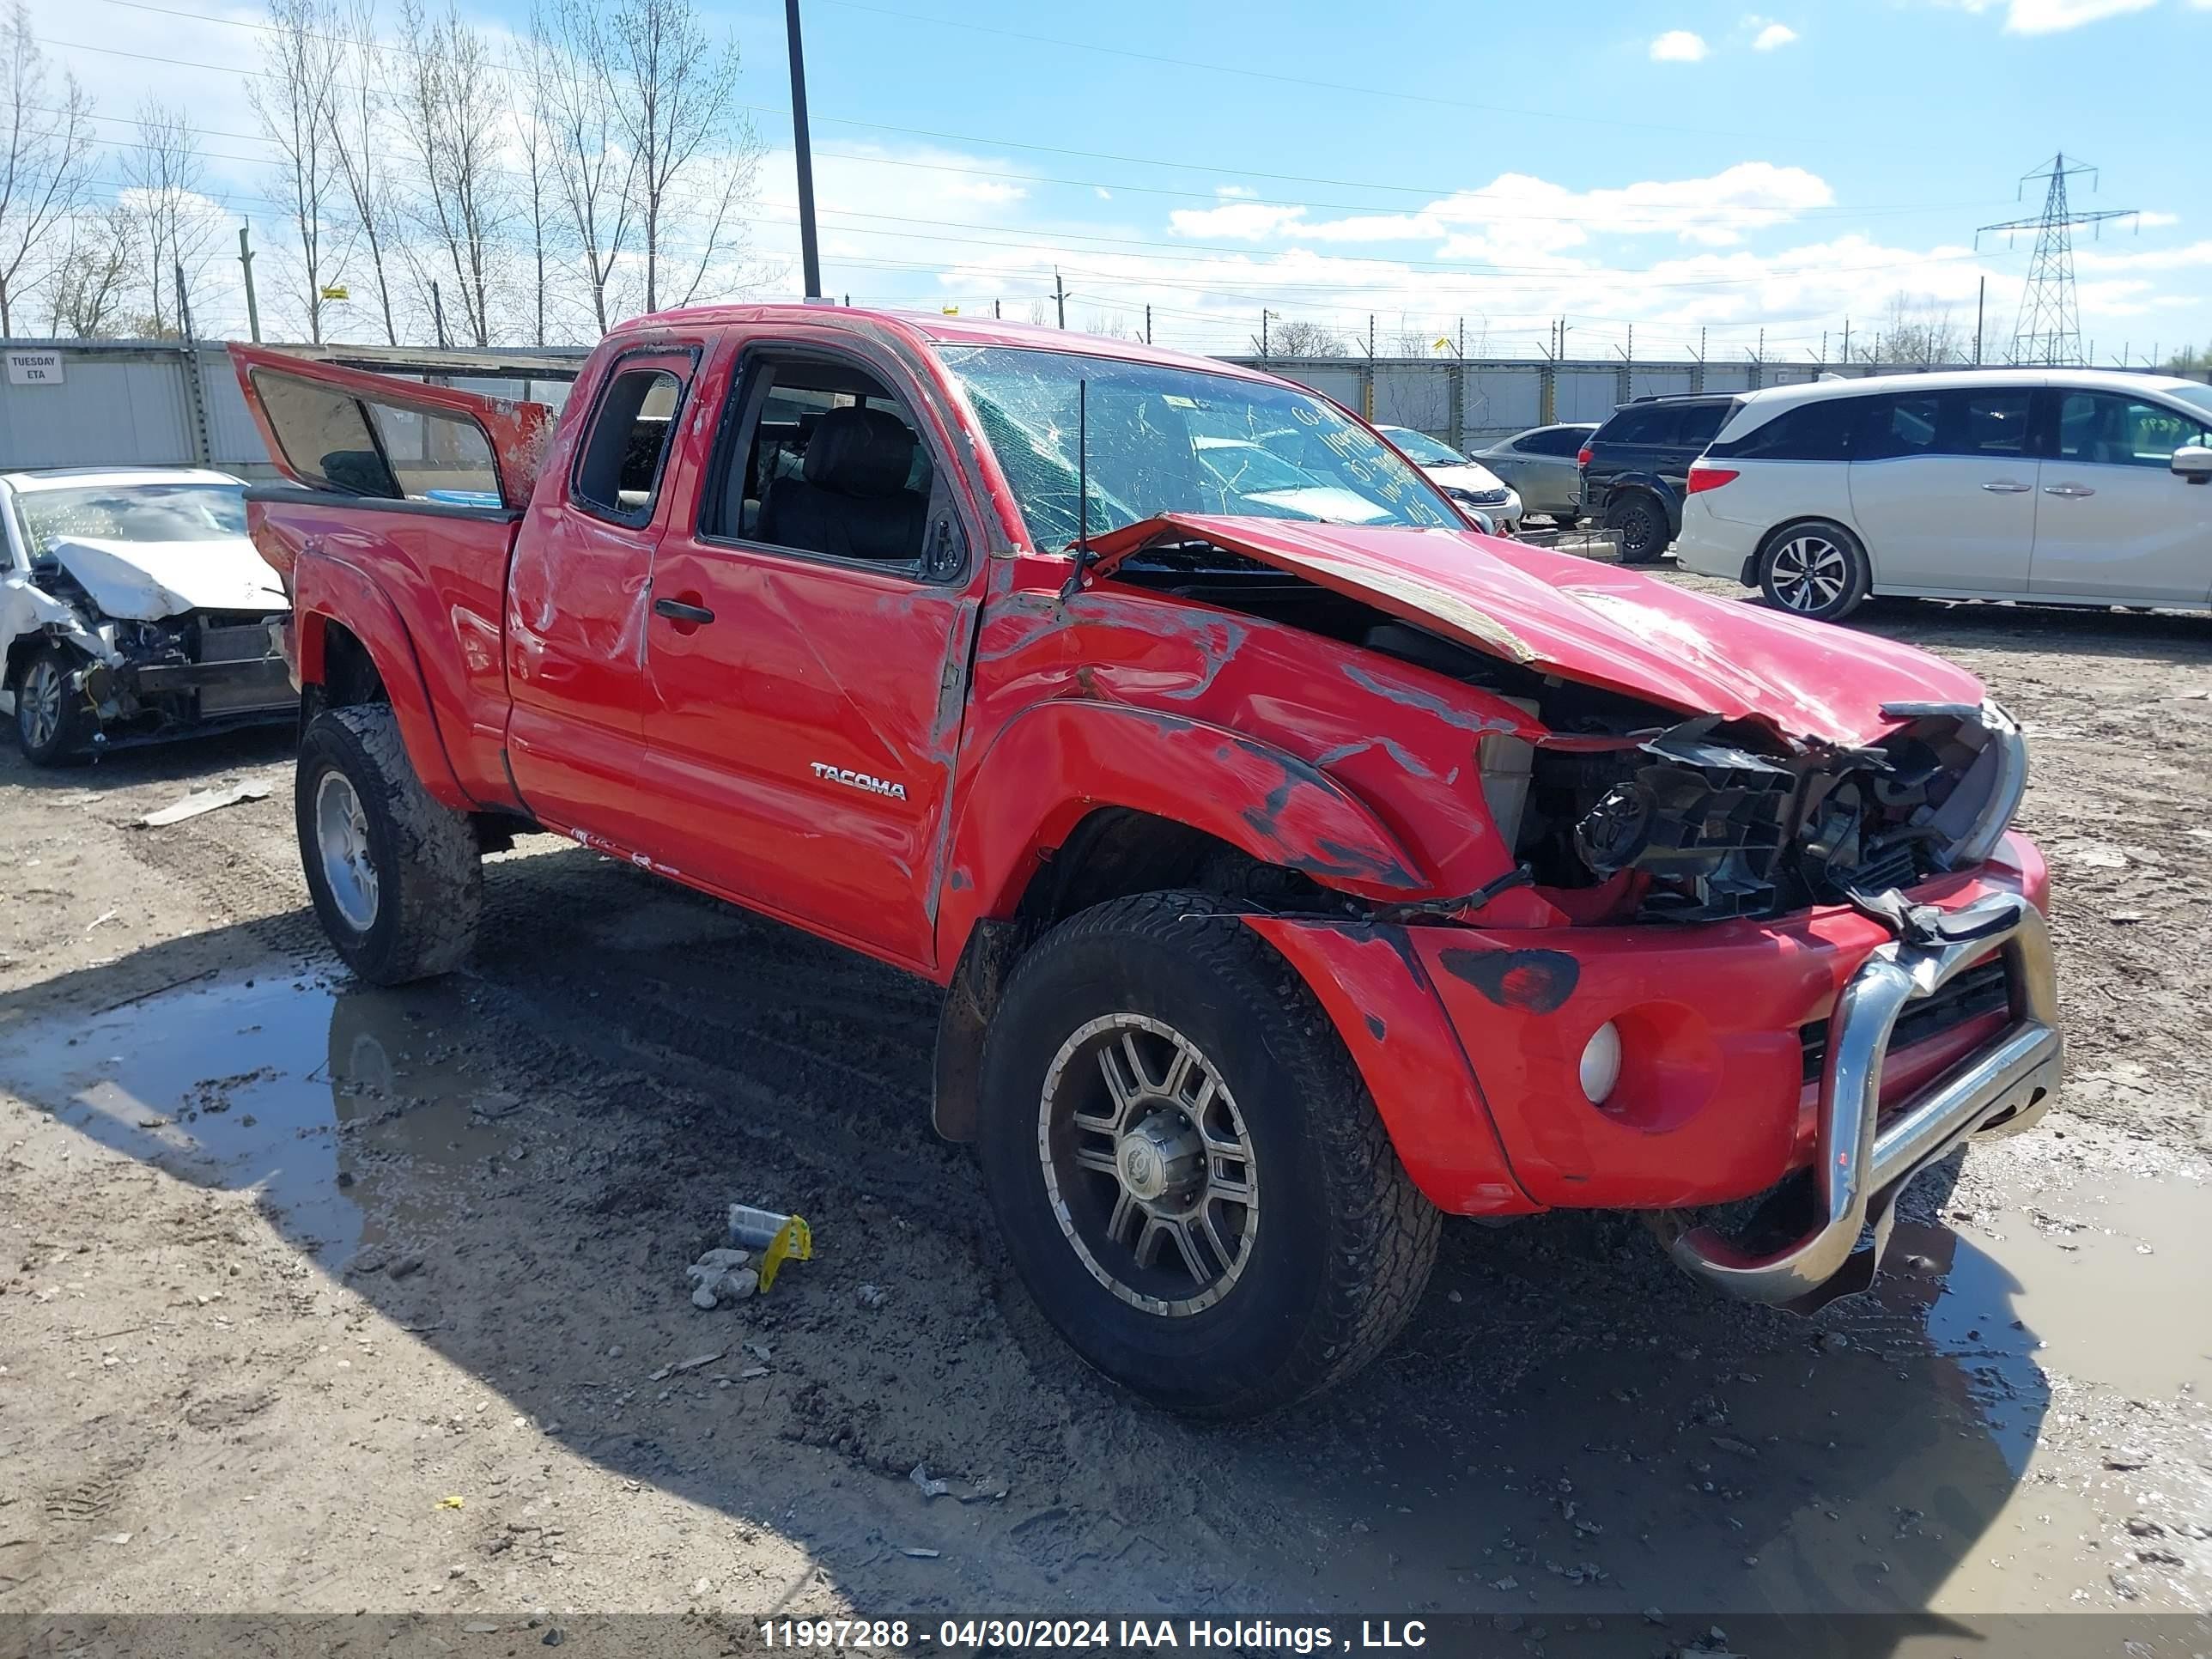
xmin=755 ymin=1620 xmax=1431 ymax=1650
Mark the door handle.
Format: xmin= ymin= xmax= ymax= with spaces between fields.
xmin=653 ymin=597 xmax=716 ymax=624
xmin=1979 ymin=480 xmax=2032 ymax=493
xmin=2042 ymin=483 xmax=2095 ymax=499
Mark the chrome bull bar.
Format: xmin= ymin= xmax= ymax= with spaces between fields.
xmin=1651 ymin=890 xmax=2063 ymax=1311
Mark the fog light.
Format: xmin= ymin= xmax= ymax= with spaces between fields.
xmin=1579 ymin=1021 xmax=1622 ymax=1104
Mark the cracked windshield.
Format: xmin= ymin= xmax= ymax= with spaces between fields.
xmin=15 ymin=484 xmax=247 ymax=551
xmin=936 ymin=344 xmax=1456 ymax=546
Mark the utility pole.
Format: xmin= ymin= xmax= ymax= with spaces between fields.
xmin=1974 ymin=275 xmax=1985 ymax=366
xmin=1145 ymin=304 xmax=1152 ymax=345
xmin=1054 ymin=268 xmax=1066 ymax=329
xmin=1977 ymin=153 xmax=2137 ymax=366
xmin=1818 ymin=330 xmax=1826 ymax=365
xmin=1366 ymin=314 xmax=1375 ymax=357
xmin=1457 ymin=316 xmax=1464 ymax=357
xmin=993 ymin=298 xmax=1000 ymax=319
xmin=1842 ymin=316 xmax=1850 ymax=363
xmin=238 ymin=224 xmax=261 ymax=344
xmin=432 ymin=280 xmax=448 ymax=349
xmin=175 ymin=259 xmax=211 ymax=465
xmin=784 ymin=0 xmax=823 ymax=299
xmin=1261 ymin=308 xmax=1272 ymax=355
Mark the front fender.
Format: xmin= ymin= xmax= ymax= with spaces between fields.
xmin=934 ymin=698 xmax=1430 ymax=963
xmin=294 ymin=552 xmax=471 ymax=809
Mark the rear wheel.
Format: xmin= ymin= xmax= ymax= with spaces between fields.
xmin=297 ymin=704 xmax=482 ymax=983
xmin=1759 ymin=520 xmax=1870 ymax=623
xmin=13 ymin=645 xmax=92 ymax=766
xmin=1604 ymin=491 xmax=1668 ymax=563
xmin=975 ymin=892 xmax=1440 ymax=1418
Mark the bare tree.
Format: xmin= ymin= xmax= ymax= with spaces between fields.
xmin=1258 ymin=317 xmax=1346 ymax=356
xmin=326 ymin=0 xmax=400 ymax=343
xmin=44 ymin=204 xmax=136 ymax=336
xmin=392 ymin=0 xmax=509 ymax=345
xmin=250 ymin=0 xmax=347 ymax=342
xmin=121 ymin=100 xmax=222 ymax=336
xmin=532 ymin=0 xmax=633 ymax=333
xmin=512 ymin=28 xmax=563 ymax=344
xmin=0 ymin=0 xmax=97 ymax=336
xmin=1860 ymin=290 xmax=1964 ymax=367
xmin=606 ymin=0 xmax=754 ymax=313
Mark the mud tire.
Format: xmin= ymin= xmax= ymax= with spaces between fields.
xmin=975 ymin=891 xmax=1440 ymax=1419
xmin=297 ymin=704 xmax=481 ymax=984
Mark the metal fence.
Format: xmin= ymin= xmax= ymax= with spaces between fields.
xmin=1224 ymin=354 xmax=2033 ymax=452
xmin=3 ymin=337 xmax=2203 ymax=477
xmin=0 ymin=340 xmax=586 ymax=478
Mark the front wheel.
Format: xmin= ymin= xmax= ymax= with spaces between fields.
xmin=975 ymin=893 xmax=1440 ymax=1419
xmin=297 ymin=704 xmax=482 ymax=984
xmin=1759 ymin=520 xmax=1870 ymax=622
xmin=13 ymin=645 xmax=93 ymax=765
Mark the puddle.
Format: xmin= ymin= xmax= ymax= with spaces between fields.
xmin=0 ymin=969 xmax=517 ymax=1267
xmin=1847 ymin=1177 xmax=2211 ymax=1469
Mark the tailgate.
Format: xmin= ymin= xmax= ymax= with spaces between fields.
xmin=229 ymin=343 xmax=555 ymax=511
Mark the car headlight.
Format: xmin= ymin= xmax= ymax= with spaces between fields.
xmin=1881 ymin=698 xmax=2027 ymax=871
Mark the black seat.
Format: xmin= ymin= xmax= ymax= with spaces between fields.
xmin=757 ymin=404 xmax=924 ymax=562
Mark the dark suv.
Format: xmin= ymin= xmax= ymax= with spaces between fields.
xmin=1577 ymin=393 xmax=1743 ymax=562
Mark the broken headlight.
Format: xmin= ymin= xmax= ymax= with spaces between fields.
xmin=1877 ymin=700 xmax=2027 ymax=872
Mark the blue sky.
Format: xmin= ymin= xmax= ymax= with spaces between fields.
xmin=22 ymin=0 xmax=2211 ymax=357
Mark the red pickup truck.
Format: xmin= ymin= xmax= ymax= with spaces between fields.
xmin=230 ymin=312 xmax=2063 ymax=1418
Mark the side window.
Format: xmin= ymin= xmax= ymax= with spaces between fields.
xmin=1601 ymin=405 xmax=1666 ymax=445
xmin=1855 ymin=393 xmax=1941 ymax=461
xmin=367 ymin=405 xmax=499 ymax=503
xmin=1714 ymin=398 xmax=1859 ymax=462
xmin=1674 ymin=401 xmax=1736 ymax=447
xmin=706 ymin=354 xmax=950 ymax=574
xmin=1522 ymin=426 xmax=1584 ymax=456
xmin=252 ymin=372 xmax=399 ymax=496
xmin=2057 ymin=392 xmax=2211 ymax=468
xmin=1943 ymin=389 xmax=2033 ymax=457
xmin=574 ymin=366 xmax=684 ymax=524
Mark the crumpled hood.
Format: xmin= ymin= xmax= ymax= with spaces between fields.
xmin=1085 ymin=514 xmax=1987 ymax=746
xmin=47 ymin=536 xmax=288 ymax=621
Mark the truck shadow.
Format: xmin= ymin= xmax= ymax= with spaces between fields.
xmin=0 ymin=845 xmax=2053 ymax=1630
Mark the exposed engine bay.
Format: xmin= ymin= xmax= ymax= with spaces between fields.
xmin=1112 ymin=542 xmax=2025 ymax=925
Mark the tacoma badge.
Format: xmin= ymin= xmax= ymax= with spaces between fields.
xmin=810 ymin=762 xmax=908 ymax=800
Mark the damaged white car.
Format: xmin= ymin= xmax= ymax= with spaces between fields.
xmin=2 ymin=468 xmax=294 ymax=765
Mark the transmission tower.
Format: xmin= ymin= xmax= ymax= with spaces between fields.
xmin=1976 ymin=155 xmax=2136 ymax=367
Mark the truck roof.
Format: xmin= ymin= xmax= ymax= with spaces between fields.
xmin=619 ymin=301 xmax=1277 ymax=384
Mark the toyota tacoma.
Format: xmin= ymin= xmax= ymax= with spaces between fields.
xmin=228 ymin=311 xmax=2063 ymax=1418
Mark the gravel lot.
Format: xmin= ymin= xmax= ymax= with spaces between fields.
xmin=1 ymin=574 xmax=2207 ymax=1632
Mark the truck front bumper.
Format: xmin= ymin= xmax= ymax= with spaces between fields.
xmin=1645 ymin=888 xmax=2058 ymax=1310
xmin=1246 ymin=831 xmax=2062 ymax=1311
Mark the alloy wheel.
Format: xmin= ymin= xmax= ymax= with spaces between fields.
xmin=313 ymin=770 xmax=380 ymax=933
xmin=18 ymin=658 xmax=63 ymax=752
xmin=1036 ymin=1012 xmax=1260 ymax=1318
xmin=1769 ymin=534 xmax=1850 ymax=611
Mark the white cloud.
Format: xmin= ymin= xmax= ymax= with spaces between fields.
xmin=1939 ymin=0 xmax=2158 ymax=29
xmin=1751 ymin=21 xmax=1800 ymax=48
xmin=1649 ymin=28 xmax=1710 ymax=59
xmin=1172 ymin=163 xmax=1837 ymax=254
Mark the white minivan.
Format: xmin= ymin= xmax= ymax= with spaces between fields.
xmin=1674 ymin=368 xmax=2212 ymax=621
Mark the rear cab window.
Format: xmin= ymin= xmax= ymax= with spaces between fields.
xmin=571 ymin=356 xmax=691 ymax=526
xmin=249 ymin=368 xmax=510 ymax=507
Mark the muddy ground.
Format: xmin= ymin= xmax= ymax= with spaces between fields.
xmin=1 ymin=577 xmax=2208 ymax=1638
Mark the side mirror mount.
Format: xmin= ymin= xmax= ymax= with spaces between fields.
xmin=2172 ymin=444 xmax=2212 ymax=485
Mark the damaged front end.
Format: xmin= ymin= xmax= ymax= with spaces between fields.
xmin=1512 ymin=700 xmax=2027 ymax=926
xmin=13 ymin=568 xmax=292 ymax=758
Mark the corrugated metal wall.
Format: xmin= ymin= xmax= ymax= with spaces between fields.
xmin=0 ymin=343 xmax=580 ymax=479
